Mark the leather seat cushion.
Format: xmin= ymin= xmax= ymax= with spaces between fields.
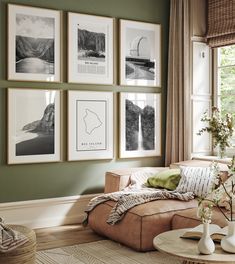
xmin=88 ymin=199 xmax=197 ymax=251
xmin=171 ymin=207 xmax=227 ymax=230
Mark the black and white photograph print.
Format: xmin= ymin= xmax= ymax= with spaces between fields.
xmin=68 ymin=91 xmax=113 ymax=161
xmin=8 ymin=4 xmax=61 ymax=82
xmin=15 ymin=14 xmax=55 ymax=74
xmin=77 ymin=23 xmax=106 ymax=70
xmin=68 ymin=13 xmax=113 ymax=84
xmin=120 ymin=93 xmax=161 ymax=158
xmin=125 ymin=28 xmax=155 ymax=81
xmin=8 ymin=88 xmax=61 ymax=164
xmin=120 ymin=19 xmax=161 ymax=87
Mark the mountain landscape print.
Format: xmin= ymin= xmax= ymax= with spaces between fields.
xmin=15 ymin=13 xmax=55 ymax=74
xmin=77 ymin=24 xmax=106 ymax=63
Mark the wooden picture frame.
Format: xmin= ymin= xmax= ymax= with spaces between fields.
xmin=119 ymin=92 xmax=161 ymax=158
xmin=68 ymin=12 xmax=113 ymax=85
xmin=8 ymin=4 xmax=61 ymax=82
xmin=119 ymin=19 xmax=161 ymax=87
xmin=68 ymin=90 xmax=113 ymax=160
xmin=8 ymin=88 xmax=61 ymax=164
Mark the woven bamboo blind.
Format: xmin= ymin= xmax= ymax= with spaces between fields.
xmin=207 ymin=0 xmax=235 ymax=48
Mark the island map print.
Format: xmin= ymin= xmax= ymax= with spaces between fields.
xmin=76 ymin=100 xmax=107 ymax=151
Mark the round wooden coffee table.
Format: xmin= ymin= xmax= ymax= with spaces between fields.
xmin=153 ymin=229 xmax=235 ymax=264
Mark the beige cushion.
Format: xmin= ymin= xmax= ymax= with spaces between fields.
xmin=104 ymin=167 xmax=167 ymax=193
xmin=170 ymin=159 xmax=229 ymax=172
xmin=175 ymin=166 xmax=214 ymax=197
xmin=105 ymin=162 xmax=229 ymax=194
xmin=88 ymin=199 xmax=197 ymax=251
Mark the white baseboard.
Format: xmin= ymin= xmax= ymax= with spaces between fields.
xmin=0 ymin=194 xmax=99 ymax=229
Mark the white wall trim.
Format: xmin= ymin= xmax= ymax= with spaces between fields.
xmin=0 ymin=194 xmax=99 ymax=229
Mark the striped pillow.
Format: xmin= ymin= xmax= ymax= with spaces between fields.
xmin=175 ymin=166 xmax=214 ymax=198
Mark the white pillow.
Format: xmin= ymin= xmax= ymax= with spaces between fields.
xmin=128 ymin=170 xmax=157 ymax=190
xmin=175 ymin=166 xmax=214 ymax=198
xmin=127 ymin=169 xmax=168 ymax=190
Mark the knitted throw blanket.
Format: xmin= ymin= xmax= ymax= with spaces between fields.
xmin=85 ymin=189 xmax=194 ymax=225
xmin=0 ymin=219 xmax=28 ymax=253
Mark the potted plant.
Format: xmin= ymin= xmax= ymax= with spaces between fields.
xmin=197 ymin=106 xmax=234 ymax=158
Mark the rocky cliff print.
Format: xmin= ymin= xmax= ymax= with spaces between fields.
xmin=77 ymin=27 xmax=105 ymax=62
xmin=16 ymin=103 xmax=55 ymax=156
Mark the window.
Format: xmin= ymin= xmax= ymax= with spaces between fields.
xmin=216 ymin=45 xmax=235 ymax=149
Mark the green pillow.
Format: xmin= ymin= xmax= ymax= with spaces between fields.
xmin=146 ymin=169 xmax=181 ymax=190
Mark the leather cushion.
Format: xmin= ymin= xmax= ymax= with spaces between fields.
xmin=171 ymin=207 xmax=227 ymax=230
xmin=88 ymin=199 xmax=197 ymax=251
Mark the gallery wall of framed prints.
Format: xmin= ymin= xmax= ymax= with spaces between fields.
xmin=8 ymin=4 xmax=61 ymax=82
xmin=5 ymin=3 xmax=162 ymax=164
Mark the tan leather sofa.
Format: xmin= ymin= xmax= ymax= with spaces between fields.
xmin=88 ymin=161 xmax=229 ymax=251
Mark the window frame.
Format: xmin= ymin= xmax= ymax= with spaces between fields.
xmin=213 ymin=47 xmax=235 ymax=157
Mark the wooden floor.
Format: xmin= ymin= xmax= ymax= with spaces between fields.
xmin=35 ymin=224 xmax=104 ymax=251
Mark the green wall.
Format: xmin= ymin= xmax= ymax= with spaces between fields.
xmin=0 ymin=0 xmax=170 ymax=202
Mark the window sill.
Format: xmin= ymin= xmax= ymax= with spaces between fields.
xmin=192 ymin=155 xmax=232 ymax=165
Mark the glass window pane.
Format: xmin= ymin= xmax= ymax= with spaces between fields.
xmin=218 ymin=94 xmax=235 ymax=146
xmin=219 ymin=94 xmax=235 ymax=118
xmin=218 ymin=67 xmax=235 ymax=95
xmin=217 ymin=45 xmax=235 ymax=148
xmin=218 ymin=45 xmax=235 ymax=67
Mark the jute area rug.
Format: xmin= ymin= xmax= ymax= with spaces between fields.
xmin=36 ymin=239 xmax=182 ymax=264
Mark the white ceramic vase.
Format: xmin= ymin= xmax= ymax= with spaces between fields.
xmin=221 ymin=221 xmax=235 ymax=253
xmin=198 ymin=223 xmax=215 ymax=255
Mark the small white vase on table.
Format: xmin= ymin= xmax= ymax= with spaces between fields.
xmin=221 ymin=220 xmax=235 ymax=253
xmin=198 ymin=222 xmax=215 ymax=255
xmin=197 ymin=200 xmax=215 ymax=255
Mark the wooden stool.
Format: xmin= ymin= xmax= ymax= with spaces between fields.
xmin=0 ymin=225 xmax=36 ymax=264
